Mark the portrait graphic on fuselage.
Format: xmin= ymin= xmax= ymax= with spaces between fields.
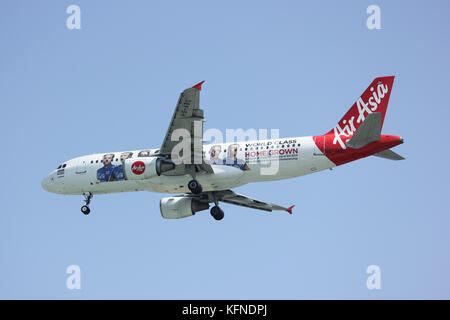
xmin=96 ymin=152 xmax=134 ymax=183
xmin=138 ymin=150 xmax=151 ymax=157
xmin=224 ymin=143 xmax=250 ymax=170
xmin=97 ymin=154 xmax=116 ymax=182
xmin=208 ymin=144 xmax=249 ymax=171
xmin=209 ymin=145 xmax=222 ymax=165
xmin=112 ymin=152 xmax=133 ymax=181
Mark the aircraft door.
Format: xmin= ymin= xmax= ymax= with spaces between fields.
xmin=75 ymin=158 xmax=87 ymax=174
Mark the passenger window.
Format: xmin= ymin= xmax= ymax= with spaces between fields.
xmin=96 ymin=160 xmax=98 ymax=163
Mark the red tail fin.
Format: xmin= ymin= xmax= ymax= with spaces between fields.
xmin=327 ymin=76 xmax=395 ymax=135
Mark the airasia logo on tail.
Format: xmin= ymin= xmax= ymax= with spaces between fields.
xmin=131 ymin=161 xmax=145 ymax=175
xmin=332 ymin=80 xmax=390 ymax=150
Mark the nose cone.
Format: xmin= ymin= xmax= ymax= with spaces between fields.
xmin=41 ymin=173 xmax=58 ymax=193
xmin=41 ymin=176 xmax=50 ymax=192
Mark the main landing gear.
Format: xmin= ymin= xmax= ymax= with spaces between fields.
xmin=187 ymin=165 xmax=203 ymax=194
xmin=186 ymin=174 xmax=223 ymax=220
xmin=81 ymin=192 xmax=93 ymax=215
xmin=210 ymin=205 xmax=224 ymax=221
xmin=209 ymin=192 xmax=224 ymax=221
xmin=188 ymin=179 xmax=203 ymax=194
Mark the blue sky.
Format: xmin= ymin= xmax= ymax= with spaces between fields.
xmin=1 ymin=0 xmax=449 ymax=299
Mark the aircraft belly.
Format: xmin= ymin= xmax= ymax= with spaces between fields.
xmin=147 ymin=164 xmax=247 ymax=193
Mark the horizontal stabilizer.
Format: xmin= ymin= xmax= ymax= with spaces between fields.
xmin=373 ymin=149 xmax=405 ymax=160
xmin=346 ymin=112 xmax=381 ymax=149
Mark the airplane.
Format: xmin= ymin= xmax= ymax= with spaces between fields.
xmin=42 ymin=76 xmax=404 ymax=221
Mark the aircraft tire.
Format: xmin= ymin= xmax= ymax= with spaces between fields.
xmin=188 ymin=180 xmax=202 ymax=194
xmin=81 ymin=205 xmax=90 ymax=215
xmin=210 ymin=206 xmax=224 ymax=220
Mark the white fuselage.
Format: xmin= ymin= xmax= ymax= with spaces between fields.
xmin=41 ymin=136 xmax=335 ymax=195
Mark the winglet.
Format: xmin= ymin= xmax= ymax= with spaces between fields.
xmin=286 ymin=205 xmax=295 ymax=215
xmin=192 ymin=81 xmax=205 ymax=91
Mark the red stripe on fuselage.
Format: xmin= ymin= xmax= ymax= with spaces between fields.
xmin=313 ymin=134 xmax=403 ymax=166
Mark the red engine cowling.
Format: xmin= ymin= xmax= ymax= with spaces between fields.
xmin=160 ymin=196 xmax=209 ymax=219
xmin=124 ymin=157 xmax=175 ymax=180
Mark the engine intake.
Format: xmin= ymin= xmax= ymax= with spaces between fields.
xmin=124 ymin=157 xmax=175 ymax=180
xmin=160 ymin=196 xmax=209 ymax=219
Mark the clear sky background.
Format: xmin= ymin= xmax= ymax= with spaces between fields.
xmin=1 ymin=0 xmax=449 ymax=299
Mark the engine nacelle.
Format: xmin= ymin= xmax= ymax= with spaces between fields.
xmin=160 ymin=196 xmax=209 ymax=219
xmin=124 ymin=157 xmax=175 ymax=180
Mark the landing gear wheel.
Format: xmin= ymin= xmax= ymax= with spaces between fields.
xmin=188 ymin=179 xmax=203 ymax=194
xmin=81 ymin=205 xmax=90 ymax=215
xmin=81 ymin=192 xmax=93 ymax=215
xmin=210 ymin=205 xmax=224 ymax=221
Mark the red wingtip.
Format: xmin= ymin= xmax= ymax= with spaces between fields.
xmin=192 ymin=80 xmax=205 ymax=91
xmin=286 ymin=205 xmax=295 ymax=215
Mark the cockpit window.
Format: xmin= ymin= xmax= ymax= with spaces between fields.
xmin=57 ymin=165 xmax=62 ymax=169
xmin=62 ymin=164 xmax=67 ymax=168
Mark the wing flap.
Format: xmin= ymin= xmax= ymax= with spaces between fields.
xmin=218 ymin=190 xmax=293 ymax=213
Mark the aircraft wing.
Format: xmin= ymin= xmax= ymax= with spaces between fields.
xmin=216 ymin=190 xmax=294 ymax=214
xmin=159 ymin=81 xmax=213 ymax=174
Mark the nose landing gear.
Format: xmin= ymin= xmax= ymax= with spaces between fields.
xmin=81 ymin=192 xmax=93 ymax=215
xmin=81 ymin=205 xmax=90 ymax=215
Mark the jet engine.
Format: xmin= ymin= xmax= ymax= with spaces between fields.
xmin=160 ymin=196 xmax=209 ymax=219
xmin=124 ymin=157 xmax=175 ymax=180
